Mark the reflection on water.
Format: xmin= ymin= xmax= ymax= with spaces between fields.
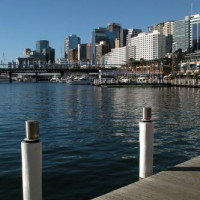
xmin=0 ymin=83 xmax=199 ymax=199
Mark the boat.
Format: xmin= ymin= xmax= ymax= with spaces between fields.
xmin=66 ymin=76 xmax=90 ymax=85
xmin=137 ymin=76 xmax=148 ymax=83
xmin=50 ymin=74 xmax=61 ymax=82
xmin=58 ymin=77 xmax=67 ymax=83
xmin=119 ymin=78 xmax=131 ymax=84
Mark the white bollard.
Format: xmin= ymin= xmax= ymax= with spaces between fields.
xmin=139 ymin=107 xmax=154 ymax=180
xmin=21 ymin=120 xmax=42 ymax=200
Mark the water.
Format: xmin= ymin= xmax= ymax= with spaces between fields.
xmin=0 ymin=82 xmax=200 ymax=200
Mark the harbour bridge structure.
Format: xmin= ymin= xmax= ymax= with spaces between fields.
xmin=0 ymin=64 xmax=117 ymax=83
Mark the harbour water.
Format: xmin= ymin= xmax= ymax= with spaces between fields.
xmin=0 ymin=82 xmax=200 ymax=200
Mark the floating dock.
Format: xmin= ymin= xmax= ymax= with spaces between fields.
xmin=92 ymin=156 xmax=200 ymax=200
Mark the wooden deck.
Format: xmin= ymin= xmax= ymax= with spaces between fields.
xmin=92 ymin=156 xmax=200 ymax=200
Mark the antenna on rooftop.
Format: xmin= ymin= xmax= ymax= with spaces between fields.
xmin=191 ymin=3 xmax=193 ymax=16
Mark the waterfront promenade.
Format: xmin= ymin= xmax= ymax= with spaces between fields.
xmin=93 ymin=155 xmax=200 ymax=200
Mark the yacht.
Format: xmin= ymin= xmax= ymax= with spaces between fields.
xmin=50 ymin=74 xmax=60 ymax=82
xmin=66 ymin=76 xmax=90 ymax=85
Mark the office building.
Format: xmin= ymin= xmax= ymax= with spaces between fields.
xmin=65 ymin=34 xmax=81 ymax=59
xmin=91 ymin=27 xmax=115 ymax=64
xmin=126 ymin=29 xmax=142 ymax=46
xmin=36 ymin=40 xmax=49 ymax=53
xmin=86 ymin=43 xmax=92 ymax=62
xmin=120 ymin=29 xmax=128 ymax=47
xmin=68 ymin=49 xmax=78 ymax=63
xmin=172 ymin=20 xmax=187 ymax=53
xmin=78 ymin=44 xmax=87 ymax=62
xmin=95 ymin=41 xmax=109 ymax=64
xmin=129 ymin=30 xmax=166 ymax=61
xmin=35 ymin=40 xmax=55 ymax=63
xmin=189 ymin=14 xmax=200 ymax=52
xmin=172 ymin=14 xmax=200 ymax=53
xmin=103 ymin=46 xmax=128 ymax=66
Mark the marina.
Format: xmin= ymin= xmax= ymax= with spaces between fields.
xmin=0 ymin=82 xmax=199 ymax=199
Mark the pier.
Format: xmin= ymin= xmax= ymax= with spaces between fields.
xmin=92 ymin=155 xmax=200 ymax=200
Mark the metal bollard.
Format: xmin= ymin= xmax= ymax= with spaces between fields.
xmin=139 ymin=107 xmax=154 ymax=180
xmin=21 ymin=120 xmax=42 ymax=200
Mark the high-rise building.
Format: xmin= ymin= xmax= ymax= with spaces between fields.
xmin=172 ymin=20 xmax=186 ymax=53
xmin=86 ymin=43 xmax=92 ymax=62
xmin=107 ymin=23 xmax=121 ymax=39
xmin=68 ymin=49 xmax=78 ymax=63
xmin=148 ymin=23 xmax=165 ymax=34
xmin=172 ymin=14 xmax=200 ymax=53
xmin=120 ymin=29 xmax=128 ymax=47
xmin=91 ymin=27 xmax=115 ymax=64
xmin=163 ymin=21 xmax=174 ymax=36
xmin=36 ymin=40 xmax=49 ymax=53
xmin=95 ymin=41 xmax=109 ymax=64
xmin=103 ymin=46 xmax=128 ymax=66
xmin=35 ymin=40 xmax=55 ymax=63
xmin=78 ymin=44 xmax=87 ymax=62
xmin=65 ymin=34 xmax=81 ymax=59
xmin=129 ymin=30 xmax=166 ymax=61
xmin=148 ymin=21 xmax=174 ymax=54
xmin=126 ymin=29 xmax=142 ymax=46
xmin=189 ymin=14 xmax=200 ymax=52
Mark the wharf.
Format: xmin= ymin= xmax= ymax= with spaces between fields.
xmin=101 ymin=83 xmax=171 ymax=88
xmin=92 ymin=155 xmax=200 ymax=200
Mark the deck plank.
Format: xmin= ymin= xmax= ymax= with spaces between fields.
xmin=92 ymin=156 xmax=200 ymax=200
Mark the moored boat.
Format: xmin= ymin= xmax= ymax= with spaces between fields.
xmin=66 ymin=76 xmax=90 ymax=85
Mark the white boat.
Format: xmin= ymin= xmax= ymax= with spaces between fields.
xmin=66 ymin=76 xmax=90 ymax=85
xmin=137 ymin=76 xmax=148 ymax=83
xmin=50 ymin=74 xmax=61 ymax=82
xmin=58 ymin=77 xmax=67 ymax=83
xmin=119 ymin=78 xmax=131 ymax=84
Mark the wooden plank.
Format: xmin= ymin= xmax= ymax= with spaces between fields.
xmin=92 ymin=156 xmax=200 ymax=200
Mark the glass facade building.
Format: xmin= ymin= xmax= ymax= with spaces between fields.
xmin=36 ymin=40 xmax=49 ymax=53
xmin=91 ymin=27 xmax=115 ymax=64
xmin=173 ymin=14 xmax=200 ymax=53
xmin=190 ymin=15 xmax=200 ymax=52
xmin=172 ymin=20 xmax=186 ymax=53
xmin=65 ymin=35 xmax=81 ymax=59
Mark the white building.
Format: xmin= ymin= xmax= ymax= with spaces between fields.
xmin=126 ymin=29 xmax=142 ymax=46
xmin=163 ymin=21 xmax=174 ymax=36
xmin=103 ymin=46 xmax=128 ymax=67
xmin=129 ymin=30 xmax=166 ymax=61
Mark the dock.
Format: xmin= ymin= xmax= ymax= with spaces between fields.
xmin=92 ymin=155 xmax=200 ymax=200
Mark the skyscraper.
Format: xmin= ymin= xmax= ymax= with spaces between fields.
xmin=107 ymin=23 xmax=121 ymax=40
xmin=172 ymin=14 xmax=200 ymax=53
xmin=36 ymin=40 xmax=49 ymax=53
xmin=86 ymin=43 xmax=92 ymax=62
xmin=120 ymin=29 xmax=128 ymax=47
xmin=35 ymin=40 xmax=55 ymax=63
xmin=129 ymin=31 xmax=166 ymax=61
xmin=126 ymin=29 xmax=142 ymax=46
xmin=189 ymin=14 xmax=200 ymax=52
xmin=65 ymin=34 xmax=81 ymax=59
xmin=91 ymin=27 xmax=115 ymax=64
xmin=172 ymin=20 xmax=187 ymax=53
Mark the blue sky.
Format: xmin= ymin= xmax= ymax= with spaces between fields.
xmin=0 ymin=0 xmax=200 ymax=62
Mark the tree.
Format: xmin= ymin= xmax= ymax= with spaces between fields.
xmin=172 ymin=49 xmax=185 ymax=73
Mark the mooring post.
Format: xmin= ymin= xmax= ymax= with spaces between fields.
xmin=21 ymin=120 xmax=42 ymax=200
xmin=139 ymin=107 xmax=154 ymax=180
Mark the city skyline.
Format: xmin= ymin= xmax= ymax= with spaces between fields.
xmin=0 ymin=0 xmax=200 ymax=62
